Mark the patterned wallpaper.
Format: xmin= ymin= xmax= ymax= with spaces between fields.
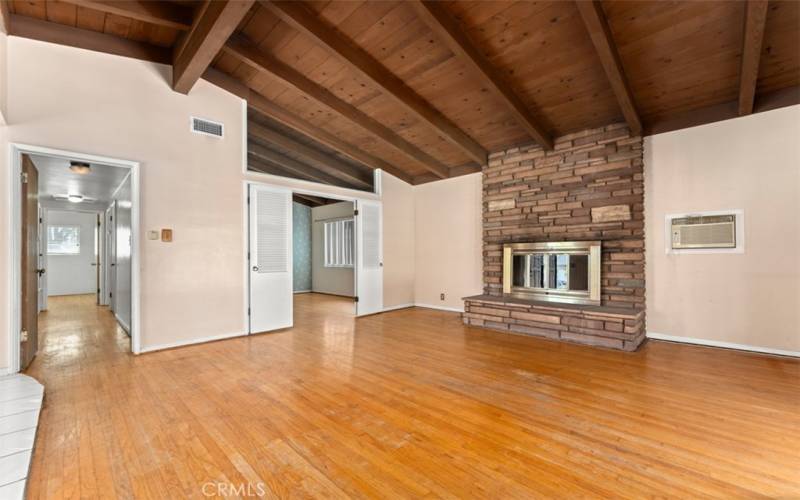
xmin=292 ymin=202 xmax=312 ymax=292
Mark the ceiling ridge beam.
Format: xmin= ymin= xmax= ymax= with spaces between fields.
xmin=9 ymin=14 xmax=171 ymax=64
xmin=575 ymin=0 xmax=642 ymax=137
xmin=261 ymin=0 xmax=488 ymax=165
xmin=224 ymin=36 xmax=449 ymax=178
xmin=59 ymin=0 xmax=193 ymax=31
xmin=173 ymin=0 xmax=254 ymax=94
xmin=248 ymin=142 xmax=358 ymax=188
xmin=738 ymin=0 xmax=769 ymax=116
xmin=249 ymin=122 xmax=373 ymax=189
xmin=248 ymin=93 xmax=413 ymax=184
xmin=410 ymin=1 xmax=553 ymax=151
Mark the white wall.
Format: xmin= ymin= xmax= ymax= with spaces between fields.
xmin=0 ymin=37 xmax=246 ymax=364
xmin=0 ymin=27 xmax=7 ymax=125
xmin=45 ymin=210 xmax=97 ymax=296
xmin=414 ymin=173 xmax=483 ymax=311
xmin=381 ymin=172 xmax=415 ymax=307
xmin=311 ymin=201 xmax=355 ymax=297
xmin=645 ymin=105 xmax=800 ymax=354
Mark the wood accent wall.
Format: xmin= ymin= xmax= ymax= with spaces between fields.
xmin=482 ymin=124 xmax=645 ymax=310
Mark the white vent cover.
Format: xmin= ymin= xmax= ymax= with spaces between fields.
xmin=671 ymin=214 xmax=736 ymax=249
xmin=255 ymin=189 xmax=288 ymax=273
xmin=191 ymin=117 xmax=224 ymax=138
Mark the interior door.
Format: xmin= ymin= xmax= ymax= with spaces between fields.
xmin=107 ymin=203 xmax=116 ymax=311
xmin=355 ymin=199 xmax=383 ymax=316
xmin=37 ymin=205 xmax=47 ymax=312
xmin=248 ymin=184 xmax=293 ymax=333
xmin=20 ymin=155 xmax=40 ymax=370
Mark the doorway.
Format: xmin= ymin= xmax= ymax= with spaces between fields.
xmin=7 ymin=144 xmax=141 ymax=373
xmin=246 ymin=182 xmax=383 ymax=335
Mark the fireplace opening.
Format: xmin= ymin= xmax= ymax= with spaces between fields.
xmin=503 ymin=241 xmax=601 ymax=305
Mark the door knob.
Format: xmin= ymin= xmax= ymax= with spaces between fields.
xmin=36 ymin=268 xmax=46 ymax=276
xmin=252 ymin=266 xmax=259 ymax=272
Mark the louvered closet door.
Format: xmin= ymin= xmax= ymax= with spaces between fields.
xmin=355 ymin=199 xmax=383 ymax=316
xmin=249 ymin=184 xmax=293 ymax=333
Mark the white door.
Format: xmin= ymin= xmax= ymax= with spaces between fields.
xmin=355 ymin=199 xmax=383 ymax=316
xmin=107 ymin=203 xmax=116 ymax=311
xmin=249 ymin=184 xmax=293 ymax=333
xmin=37 ymin=206 xmax=47 ymax=312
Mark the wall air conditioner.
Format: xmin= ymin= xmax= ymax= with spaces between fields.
xmin=671 ymin=214 xmax=736 ymax=249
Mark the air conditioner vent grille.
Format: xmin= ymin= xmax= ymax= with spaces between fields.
xmin=671 ymin=214 xmax=736 ymax=249
xmin=191 ymin=117 xmax=224 ymax=138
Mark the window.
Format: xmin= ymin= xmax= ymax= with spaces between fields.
xmin=47 ymin=225 xmax=81 ymax=255
xmin=324 ymin=218 xmax=354 ymax=267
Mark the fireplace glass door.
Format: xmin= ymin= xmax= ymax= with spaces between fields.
xmin=503 ymin=241 xmax=601 ymax=305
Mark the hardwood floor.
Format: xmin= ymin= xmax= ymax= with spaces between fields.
xmin=25 ymin=293 xmax=800 ymax=498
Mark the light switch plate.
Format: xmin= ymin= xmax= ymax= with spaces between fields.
xmin=161 ymin=229 xmax=173 ymax=242
xmin=147 ymin=230 xmax=159 ymax=240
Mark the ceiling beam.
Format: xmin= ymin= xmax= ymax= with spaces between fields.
xmin=249 ymin=122 xmax=373 ymax=189
xmin=248 ymin=154 xmax=317 ymax=182
xmin=248 ymin=142 xmax=360 ymax=188
xmin=225 ymin=36 xmax=449 ymax=178
xmin=173 ymin=0 xmax=254 ymax=94
xmin=575 ymin=0 xmax=642 ymax=136
xmin=248 ymin=93 xmax=413 ymax=183
xmin=59 ymin=0 xmax=193 ymax=31
xmin=738 ymin=0 xmax=769 ymax=116
xmin=410 ymin=1 xmax=553 ymax=150
xmin=293 ymin=193 xmax=328 ymax=207
xmin=9 ymin=14 xmax=171 ymax=64
xmin=262 ymin=0 xmax=488 ymax=165
xmin=0 ymin=0 xmax=10 ymax=34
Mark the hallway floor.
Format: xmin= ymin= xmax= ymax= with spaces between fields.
xmin=23 ymin=294 xmax=800 ymax=498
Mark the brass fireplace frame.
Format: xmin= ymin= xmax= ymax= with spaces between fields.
xmin=502 ymin=241 xmax=601 ymax=305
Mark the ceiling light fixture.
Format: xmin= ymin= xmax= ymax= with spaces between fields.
xmin=69 ymin=161 xmax=91 ymax=175
xmin=67 ymin=194 xmax=84 ymax=203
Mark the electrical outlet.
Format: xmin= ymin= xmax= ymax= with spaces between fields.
xmin=440 ymin=293 xmax=445 ymax=301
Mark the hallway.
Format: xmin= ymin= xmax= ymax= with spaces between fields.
xmin=22 ymin=295 xmax=800 ymax=498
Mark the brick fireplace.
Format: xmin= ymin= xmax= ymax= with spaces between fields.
xmin=463 ymin=123 xmax=646 ymax=351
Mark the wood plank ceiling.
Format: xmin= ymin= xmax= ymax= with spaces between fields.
xmin=5 ymin=0 xmax=800 ymax=188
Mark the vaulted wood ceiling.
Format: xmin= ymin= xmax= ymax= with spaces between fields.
xmin=4 ymin=0 xmax=799 ymax=186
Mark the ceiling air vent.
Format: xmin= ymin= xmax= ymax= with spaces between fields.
xmin=191 ymin=117 xmax=224 ymax=138
xmin=671 ymin=215 xmax=736 ymax=249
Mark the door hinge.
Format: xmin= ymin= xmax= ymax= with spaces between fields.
xmin=247 ymin=307 xmax=251 ymax=316
xmin=354 ymin=296 xmax=359 ymax=303
xmin=97 ymin=288 xmax=100 ymax=293
xmin=353 ymin=209 xmax=359 ymax=216
xmin=20 ymin=330 xmax=28 ymax=342
xmin=247 ymin=251 xmax=250 ymax=261
xmin=21 ymin=172 xmax=28 ymax=184
xmin=109 ymin=292 xmax=113 ymax=298
xmin=39 ymin=217 xmax=43 ymax=223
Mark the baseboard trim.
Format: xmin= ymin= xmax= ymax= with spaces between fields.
xmin=293 ymin=290 xmax=311 ymax=294
xmin=140 ymin=331 xmax=248 ymax=354
xmin=381 ymin=303 xmax=414 ymax=313
xmin=647 ymin=332 xmax=800 ymax=358
xmin=115 ymin=314 xmax=131 ymax=334
xmin=413 ymin=303 xmax=464 ymax=313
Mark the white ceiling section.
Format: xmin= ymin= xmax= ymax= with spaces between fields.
xmin=30 ymin=153 xmax=129 ymax=212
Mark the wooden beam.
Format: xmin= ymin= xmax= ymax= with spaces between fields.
xmin=738 ymin=0 xmax=769 ymax=116
xmin=575 ymin=0 xmax=642 ymax=136
xmin=0 ymin=0 xmax=10 ymax=34
xmin=248 ymin=93 xmax=413 ymax=183
xmin=248 ymin=154 xmax=319 ymax=182
xmin=60 ymin=0 xmax=193 ymax=31
xmin=248 ymin=142 xmax=361 ymax=189
xmin=293 ymin=193 xmax=328 ymax=207
xmin=410 ymin=1 xmax=553 ymax=150
xmin=262 ymin=1 xmax=488 ymax=165
xmin=173 ymin=0 xmax=254 ymax=94
xmin=249 ymin=122 xmax=373 ymax=189
xmin=9 ymin=14 xmax=171 ymax=64
xmin=225 ymin=36 xmax=449 ymax=178
xmin=645 ymin=85 xmax=799 ymax=136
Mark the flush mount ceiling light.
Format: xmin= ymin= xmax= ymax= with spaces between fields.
xmin=53 ymin=193 xmax=93 ymax=204
xmin=69 ymin=161 xmax=91 ymax=175
xmin=68 ymin=194 xmax=84 ymax=203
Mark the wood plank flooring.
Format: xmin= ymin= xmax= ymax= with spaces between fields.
xmin=24 ymin=293 xmax=800 ymax=498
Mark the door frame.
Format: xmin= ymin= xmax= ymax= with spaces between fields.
xmin=243 ymin=176 xmax=383 ymax=331
xmin=6 ymin=143 xmax=142 ymax=373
